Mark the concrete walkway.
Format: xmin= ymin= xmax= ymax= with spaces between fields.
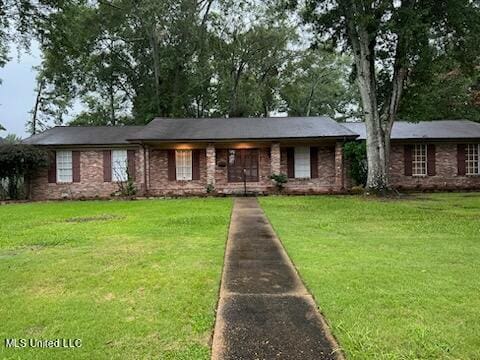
xmin=211 ymin=198 xmax=343 ymax=360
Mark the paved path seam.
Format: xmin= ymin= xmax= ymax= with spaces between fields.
xmin=211 ymin=198 xmax=344 ymax=360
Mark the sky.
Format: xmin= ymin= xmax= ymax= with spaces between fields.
xmin=0 ymin=44 xmax=41 ymax=139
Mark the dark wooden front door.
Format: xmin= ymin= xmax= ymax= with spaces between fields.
xmin=228 ymin=149 xmax=259 ymax=182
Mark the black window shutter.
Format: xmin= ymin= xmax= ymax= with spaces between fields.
xmin=48 ymin=151 xmax=57 ymax=183
xmin=72 ymin=151 xmax=81 ymax=183
xmin=286 ymin=147 xmax=295 ymax=178
xmin=103 ymin=150 xmax=112 ymax=182
xmin=127 ymin=150 xmax=136 ymax=181
xmin=404 ymin=145 xmax=413 ymax=176
xmin=310 ymin=147 xmax=318 ymax=178
xmin=427 ymin=145 xmax=436 ymax=176
xmin=168 ymin=150 xmax=176 ymax=181
xmin=457 ymin=144 xmax=466 ymax=176
xmin=192 ymin=149 xmax=201 ymax=180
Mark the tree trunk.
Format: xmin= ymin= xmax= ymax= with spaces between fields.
xmin=352 ymin=28 xmax=389 ymax=192
xmin=229 ymin=62 xmax=244 ymax=117
xmin=31 ymin=77 xmax=45 ymax=135
xmin=108 ymin=39 xmax=116 ymax=125
xmin=131 ymin=3 xmax=162 ymax=116
xmin=305 ymin=79 xmax=319 ymax=116
xmin=109 ymin=81 xmax=116 ymax=126
xmin=342 ymin=1 xmax=409 ymax=194
xmin=149 ymin=29 xmax=162 ymax=115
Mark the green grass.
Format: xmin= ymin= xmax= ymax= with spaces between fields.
xmin=260 ymin=193 xmax=480 ymax=359
xmin=0 ymin=198 xmax=232 ymax=359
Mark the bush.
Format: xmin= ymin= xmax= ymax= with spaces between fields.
xmin=114 ymin=170 xmax=137 ymax=197
xmin=270 ymin=173 xmax=288 ymax=191
xmin=123 ymin=177 xmax=137 ymax=196
xmin=344 ymin=141 xmax=367 ymax=187
xmin=206 ymin=183 xmax=215 ymax=193
xmin=0 ymin=144 xmax=48 ymax=200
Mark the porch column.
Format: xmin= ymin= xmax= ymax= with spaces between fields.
xmin=335 ymin=141 xmax=345 ymax=191
xmin=206 ymin=143 xmax=216 ymax=188
xmin=270 ymin=142 xmax=281 ymax=175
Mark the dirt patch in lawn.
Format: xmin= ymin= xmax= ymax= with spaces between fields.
xmin=0 ymin=249 xmax=20 ymax=259
xmin=65 ymin=214 xmax=124 ymax=223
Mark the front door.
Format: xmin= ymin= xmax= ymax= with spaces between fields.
xmin=228 ymin=149 xmax=259 ymax=182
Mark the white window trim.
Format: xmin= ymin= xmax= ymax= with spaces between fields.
xmin=112 ymin=149 xmax=128 ymax=182
xmin=294 ymin=146 xmax=311 ymax=179
xmin=56 ymin=150 xmax=73 ymax=183
xmin=176 ymin=150 xmax=193 ymax=181
xmin=412 ymin=144 xmax=427 ymax=177
xmin=466 ymin=144 xmax=480 ymax=176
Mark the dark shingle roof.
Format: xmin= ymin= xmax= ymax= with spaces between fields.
xmin=129 ymin=116 xmax=357 ymax=141
xmin=343 ymin=120 xmax=480 ymax=140
xmin=23 ymin=126 xmax=144 ymax=145
xmin=22 ymin=118 xmax=480 ymax=146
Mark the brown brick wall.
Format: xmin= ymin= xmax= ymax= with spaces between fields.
xmin=280 ymin=146 xmax=340 ymax=193
xmin=148 ymin=149 xmax=207 ymax=196
xmin=389 ymin=143 xmax=480 ymax=190
xmin=30 ymin=148 xmax=145 ymax=200
xmin=29 ymin=144 xmax=346 ymax=199
xmin=29 ymin=141 xmax=479 ymax=200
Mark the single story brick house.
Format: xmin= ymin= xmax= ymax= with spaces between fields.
xmin=22 ymin=117 xmax=480 ymax=200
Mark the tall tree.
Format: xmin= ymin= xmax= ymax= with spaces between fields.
xmin=0 ymin=0 xmax=40 ymax=130
xmin=28 ymin=74 xmax=45 ymax=134
xmin=35 ymin=0 xmax=305 ymax=122
xmin=0 ymin=0 xmax=68 ymax=131
xmin=211 ymin=0 xmax=297 ymax=117
xmin=213 ymin=25 xmax=295 ymax=117
xmin=37 ymin=0 xmax=220 ymax=123
xmin=24 ymin=0 xmax=359 ymax=129
xmin=280 ymin=48 xmax=358 ymax=118
xmin=399 ymin=56 xmax=480 ymax=121
xmin=296 ymin=0 xmax=480 ymax=192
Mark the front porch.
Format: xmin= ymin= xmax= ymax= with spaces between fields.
xmin=142 ymin=141 xmax=347 ymax=196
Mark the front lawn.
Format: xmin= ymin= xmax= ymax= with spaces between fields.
xmin=260 ymin=194 xmax=480 ymax=359
xmin=0 ymin=198 xmax=232 ymax=359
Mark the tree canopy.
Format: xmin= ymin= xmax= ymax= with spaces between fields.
xmin=1 ymin=0 xmax=358 ymax=133
xmin=399 ymin=57 xmax=480 ymax=121
xmin=0 ymin=0 xmax=478 ymax=166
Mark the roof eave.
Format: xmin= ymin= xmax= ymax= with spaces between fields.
xmin=354 ymin=137 xmax=480 ymax=141
xmin=24 ymin=143 xmax=139 ymax=147
xmin=126 ymin=135 xmax=359 ymax=142
xmin=392 ymin=137 xmax=480 ymax=142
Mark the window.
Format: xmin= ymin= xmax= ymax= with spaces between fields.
xmin=466 ymin=144 xmax=480 ymax=175
xmin=56 ymin=151 xmax=72 ymax=183
xmin=112 ymin=150 xmax=128 ymax=182
xmin=294 ymin=146 xmax=310 ymax=178
xmin=176 ymin=150 xmax=192 ymax=181
xmin=412 ymin=144 xmax=427 ymax=176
